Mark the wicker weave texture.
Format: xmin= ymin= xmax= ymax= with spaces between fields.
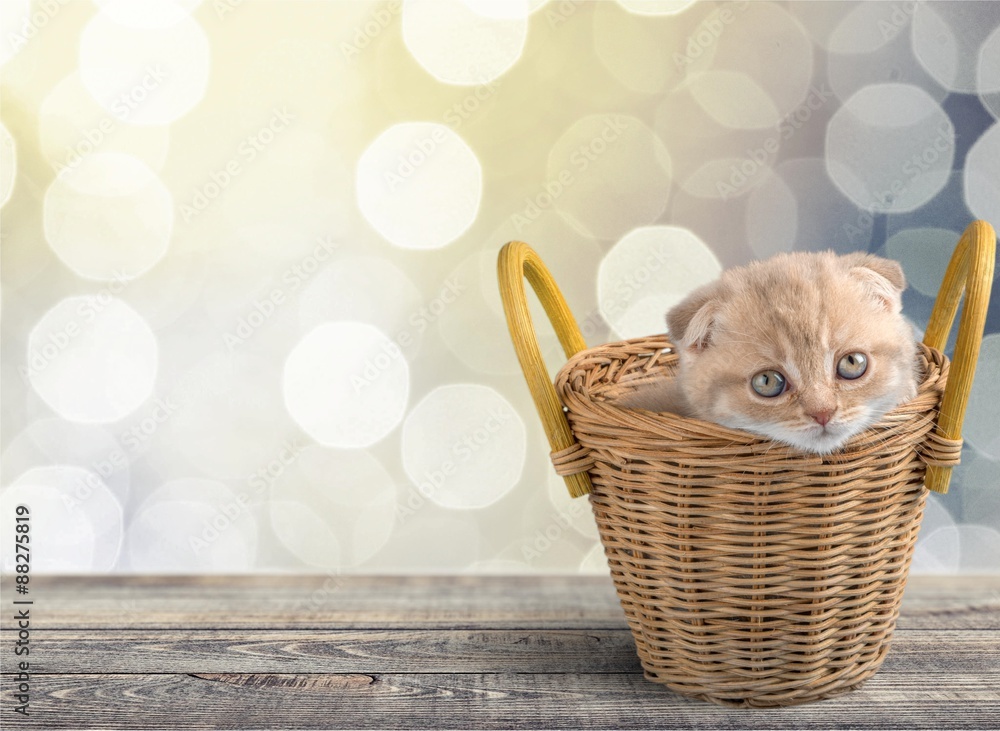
xmin=554 ymin=336 xmax=951 ymax=707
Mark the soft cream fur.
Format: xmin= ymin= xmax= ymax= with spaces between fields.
xmin=615 ymin=251 xmax=918 ymax=454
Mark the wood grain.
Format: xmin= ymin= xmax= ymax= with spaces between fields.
xmin=2 ymin=671 xmax=999 ymax=730
xmin=0 ymin=575 xmax=997 ymax=730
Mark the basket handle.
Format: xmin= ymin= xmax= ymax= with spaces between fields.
xmin=921 ymin=220 xmax=996 ymax=493
xmin=498 ymin=241 xmax=593 ymax=498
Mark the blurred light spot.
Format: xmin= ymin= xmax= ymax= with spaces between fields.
xmin=0 ymin=0 xmax=31 ymax=66
xmin=826 ymin=4 xmax=947 ymax=105
xmin=402 ymin=0 xmax=527 ymax=85
xmin=615 ymin=0 xmax=696 ymax=15
xmin=688 ymin=70 xmax=781 ymax=129
xmin=401 ymin=384 xmax=525 ymax=509
xmin=135 ymin=478 xmax=258 ymax=553
xmin=980 ymin=26 xmax=1000 ymax=120
xmin=298 ymin=256 xmax=424 ymax=354
xmin=126 ymin=500 xmax=253 ymax=572
xmin=961 ymin=454 xmax=1000 ymax=531
xmin=437 ymin=251 xmax=528 ymax=376
xmin=953 ymin=525 xmax=1000 ymax=573
xmin=378 ymin=514 xmax=482 ymax=570
xmin=963 ymin=122 xmax=1000 ymax=225
xmin=826 ymin=84 xmax=953 ymax=213
xmin=79 ymin=13 xmax=209 ymax=125
xmin=1 ymin=466 xmax=122 ymax=572
xmin=548 ymin=471 xmax=599 ymax=540
xmin=270 ymin=500 xmax=342 ymax=570
xmin=598 ymin=226 xmax=720 ymax=340
xmin=758 ymin=158 xmax=872 ymax=253
xmin=546 ymin=114 xmax=671 ymax=241
xmin=165 ymin=352 xmax=293 ymax=479
xmin=43 ymin=152 xmax=173 ymax=280
xmin=828 ymin=2 xmax=910 ymax=55
xmin=40 ymin=72 xmax=170 ymax=173
xmin=0 ymin=418 xmax=129 ymax=504
xmin=269 ymin=447 xmax=397 ymax=568
xmin=464 ymin=0 xmax=542 ymax=21
xmin=912 ymin=1 xmax=999 ymax=93
xmin=284 ymin=322 xmax=409 ymax=448
xmin=964 ymin=333 xmax=1000 ymax=458
xmin=93 ymin=0 xmax=203 ymax=28
xmin=884 ymin=227 xmax=957 ymax=297
xmin=356 ymin=122 xmax=482 ymax=249
xmin=745 ymin=171 xmax=797 ymax=258
xmin=912 ymin=492 xmax=957 ymax=573
xmin=686 ymin=2 xmax=813 ymax=127
xmin=0 ymin=122 xmax=15 ymax=206
xmin=682 ymin=157 xmax=770 ymax=200
xmin=592 ymin=2 xmax=694 ymax=93
xmin=27 ymin=296 xmax=158 ymax=423
xmin=580 ymin=542 xmax=610 ymax=573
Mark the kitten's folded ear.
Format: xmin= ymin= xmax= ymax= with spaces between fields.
xmin=843 ymin=253 xmax=907 ymax=313
xmin=667 ymin=280 xmax=722 ymax=351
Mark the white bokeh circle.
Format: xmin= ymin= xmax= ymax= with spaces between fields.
xmin=401 ymin=384 xmax=526 ymax=509
xmin=284 ymin=322 xmax=410 ymax=448
xmin=0 ymin=121 xmax=15 ymax=207
xmin=884 ymin=227 xmax=957 ymax=298
xmin=126 ymin=500 xmax=254 ymax=572
xmin=745 ymin=171 xmax=798 ymax=259
xmin=40 ymin=72 xmax=170 ymax=174
xmin=980 ymin=26 xmax=1000 ymax=120
xmin=547 ymin=470 xmax=600 ymax=541
xmin=826 ymin=84 xmax=953 ymax=213
xmin=687 ymin=70 xmax=781 ymax=130
xmin=93 ymin=0 xmax=204 ymax=29
xmin=43 ymin=152 xmax=173 ymax=280
xmin=1 ymin=466 xmax=123 ymax=572
xmin=356 ymin=122 xmax=482 ymax=249
xmin=79 ymin=13 xmax=210 ymax=125
xmin=27 ymin=296 xmax=158 ymax=423
xmin=963 ymin=123 xmax=1000 ymax=226
xmin=128 ymin=478 xmax=258 ymax=573
xmin=401 ymin=0 xmax=527 ymax=85
xmin=269 ymin=446 xmax=398 ymax=569
xmin=297 ymin=255 xmax=424 ymax=354
xmin=0 ymin=418 xmax=130 ymax=504
xmin=598 ymin=226 xmax=721 ymax=340
xmin=964 ymin=333 xmax=1000 ymax=459
xmin=911 ymin=1 xmax=1000 ymax=94
xmin=546 ymin=114 xmax=672 ymax=241
xmin=159 ymin=351 xmax=292 ymax=479
xmin=615 ymin=0 xmax=696 ymax=16
xmin=685 ymin=2 xmax=814 ymax=129
xmin=580 ymin=542 xmax=611 ymax=574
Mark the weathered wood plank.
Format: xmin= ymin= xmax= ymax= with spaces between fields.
xmin=24 ymin=629 xmax=643 ymax=674
xmin=0 ymin=575 xmax=630 ymax=630
xmin=3 ymin=575 xmax=998 ymax=630
xmin=20 ymin=628 xmax=998 ymax=675
xmin=2 ymin=672 xmax=997 ymax=730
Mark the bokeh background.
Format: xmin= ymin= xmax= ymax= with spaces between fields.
xmin=1 ymin=0 xmax=998 ymax=576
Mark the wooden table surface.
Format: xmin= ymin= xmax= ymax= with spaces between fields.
xmin=1 ymin=574 xmax=998 ymax=730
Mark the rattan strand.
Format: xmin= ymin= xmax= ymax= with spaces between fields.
xmin=552 ymin=336 xmax=952 ymax=707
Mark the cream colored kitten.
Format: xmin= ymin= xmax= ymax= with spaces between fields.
xmin=615 ymin=251 xmax=918 ymax=454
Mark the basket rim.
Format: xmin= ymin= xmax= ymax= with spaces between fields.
xmin=554 ymin=334 xmax=951 ymax=460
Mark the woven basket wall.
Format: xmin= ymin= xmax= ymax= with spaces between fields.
xmin=550 ymin=336 xmax=953 ymax=707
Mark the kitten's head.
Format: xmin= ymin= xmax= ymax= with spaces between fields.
xmin=667 ymin=251 xmax=918 ymax=454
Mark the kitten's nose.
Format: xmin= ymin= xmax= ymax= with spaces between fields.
xmin=809 ymin=409 xmax=834 ymax=427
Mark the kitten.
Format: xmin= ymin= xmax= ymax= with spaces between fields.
xmin=614 ymin=251 xmax=919 ymax=454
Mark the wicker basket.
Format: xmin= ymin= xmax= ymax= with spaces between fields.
xmin=498 ymin=220 xmax=995 ymax=708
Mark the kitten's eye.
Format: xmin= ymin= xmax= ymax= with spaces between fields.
xmin=837 ymin=352 xmax=868 ymax=380
xmin=751 ymin=370 xmax=786 ymax=397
